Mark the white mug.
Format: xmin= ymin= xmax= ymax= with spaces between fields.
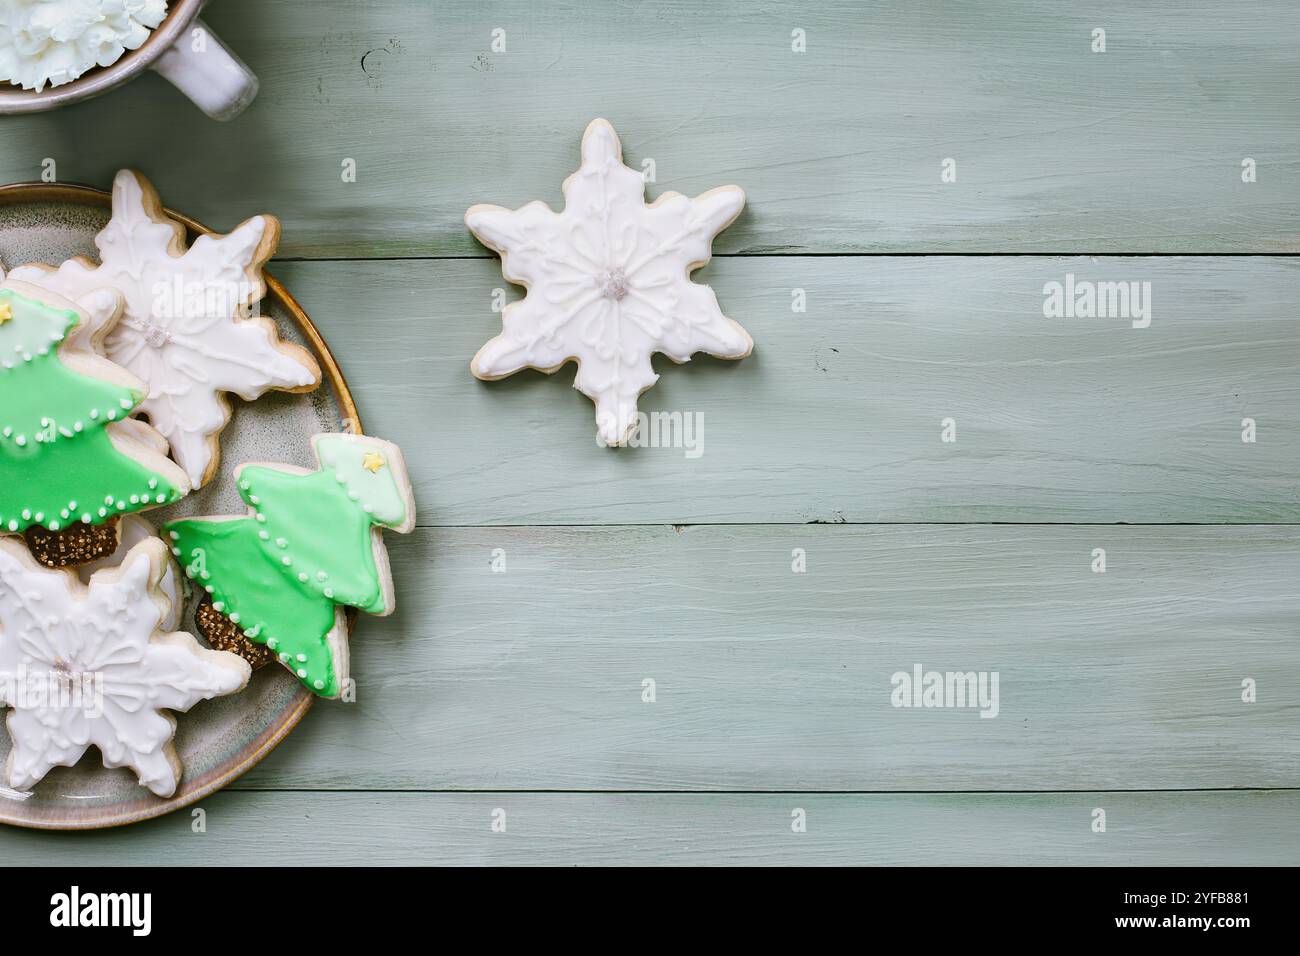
xmin=0 ymin=0 xmax=257 ymax=121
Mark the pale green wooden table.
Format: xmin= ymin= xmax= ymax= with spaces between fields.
xmin=2 ymin=0 xmax=1298 ymax=864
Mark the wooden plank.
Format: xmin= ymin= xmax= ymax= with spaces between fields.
xmin=267 ymin=256 xmax=1300 ymax=525
xmin=2 ymin=1 xmax=1297 ymax=256
xmin=232 ymin=525 xmax=1300 ymax=791
xmin=3 ymin=790 xmax=1295 ymax=865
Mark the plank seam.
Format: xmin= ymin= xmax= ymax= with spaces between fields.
xmin=408 ymin=521 xmax=1300 ymax=529
xmin=223 ymin=787 xmax=1300 ymax=795
xmin=274 ymin=252 xmax=1300 ymax=264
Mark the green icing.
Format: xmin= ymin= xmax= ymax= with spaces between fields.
xmin=169 ymin=515 xmax=341 ymax=696
xmin=316 ymin=434 xmax=409 ymax=528
xmin=0 ymin=288 xmax=184 ymax=533
xmin=164 ymin=436 xmax=409 ymax=698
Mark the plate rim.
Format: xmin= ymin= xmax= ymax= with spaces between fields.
xmin=0 ymin=180 xmax=358 ymax=830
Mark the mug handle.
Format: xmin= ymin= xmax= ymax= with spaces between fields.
xmin=150 ymin=18 xmax=259 ymax=121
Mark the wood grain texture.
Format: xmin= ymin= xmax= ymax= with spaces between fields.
xmin=271 ymin=256 xmax=1300 ymax=525
xmin=4 ymin=790 xmax=1296 ymax=865
xmin=227 ymin=525 xmax=1300 ymax=791
xmin=0 ymin=1 xmax=1295 ymax=864
xmin=0 ymin=1 xmax=1296 ymax=256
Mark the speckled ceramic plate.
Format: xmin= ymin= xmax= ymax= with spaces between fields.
xmin=0 ymin=182 xmax=358 ymax=829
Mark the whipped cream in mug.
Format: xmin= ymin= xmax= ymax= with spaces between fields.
xmin=0 ymin=0 xmax=168 ymax=92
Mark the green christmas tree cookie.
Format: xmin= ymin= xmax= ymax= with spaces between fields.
xmin=164 ymin=433 xmax=416 ymax=698
xmin=0 ymin=281 xmax=187 ymax=540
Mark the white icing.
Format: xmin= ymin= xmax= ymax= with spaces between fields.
xmin=0 ymin=536 xmax=249 ymax=798
xmin=77 ymin=514 xmax=181 ymax=631
xmin=9 ymin=170 xmax=321 ymax=488
xmin=0 ymin=1 xmax=168 ymax=92
xmin=0 ymin=263 xmax=122 ymax=353
xmin=467 ymin=118 xmax=753 ymax=446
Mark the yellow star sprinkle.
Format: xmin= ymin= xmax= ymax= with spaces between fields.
xmin=361 ymin=451 xmax=386 ymax=474
xmin=0 ymin=302 xmax=11 ymax=325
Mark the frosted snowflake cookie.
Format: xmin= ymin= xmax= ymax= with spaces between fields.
xmin=0 ymin=1 xmax=169 ymax=92
xmin=0 ymin=280 xmax=188 ymax=568
xmin=165 ymin=433 xmax=416 ymax=698
xmin=466 ymin=118 xmax=753 ymax=445
xmin=0 ymin=536 xmax=250 ymax=797
xmin=78 ymin=515 xmax=182 ymax=632
xmin=8 ymin=169 xmax=322 ymax=488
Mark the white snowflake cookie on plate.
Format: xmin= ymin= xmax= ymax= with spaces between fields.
xmin=78 ymin=515 xmax=183 ymax=633
xmin=8 ymin=169 xmax=322 ymax=488
xmin=466 ymin=118 xmax=753 ymax=446
xmin=0 ymin=535 xmax=250 ymax=798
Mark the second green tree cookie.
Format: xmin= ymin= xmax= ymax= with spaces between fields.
xmin=163 ymin=433 xmax=415 ymax=698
